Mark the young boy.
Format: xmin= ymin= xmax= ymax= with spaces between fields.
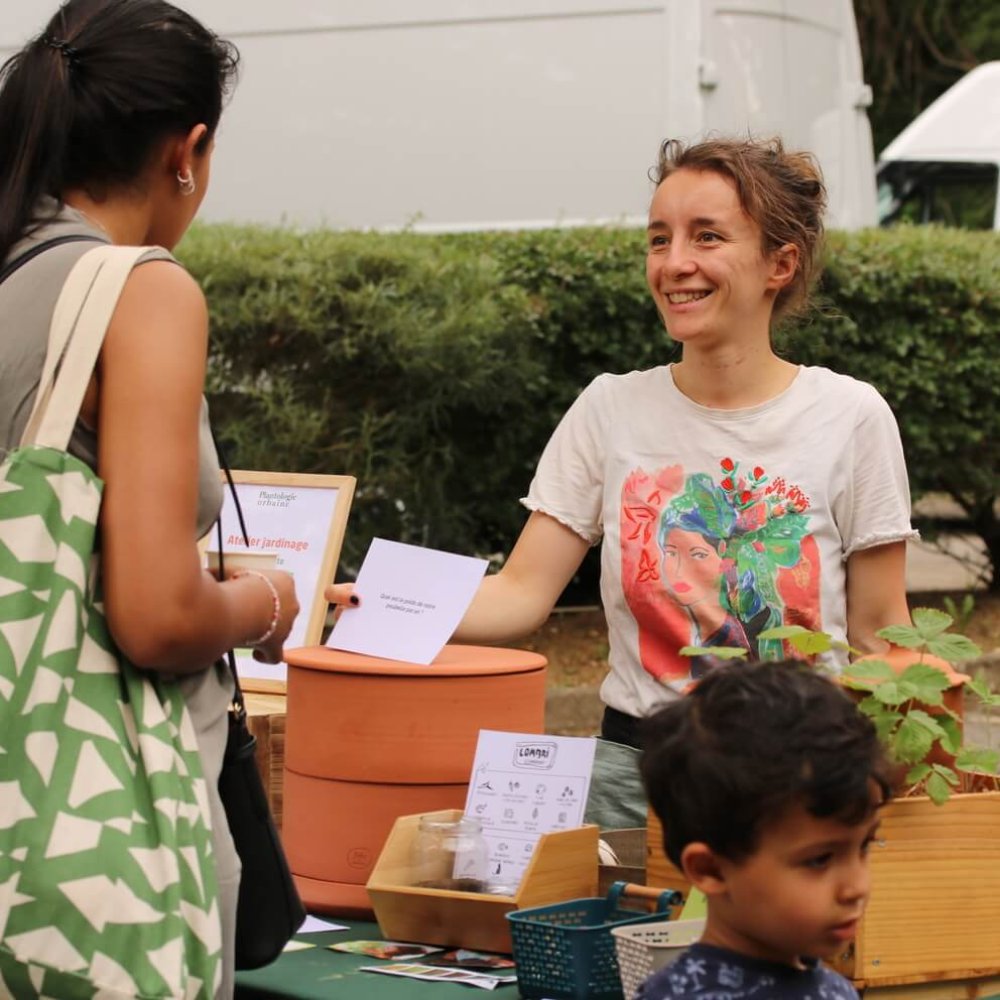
xmin=638 ymin=660 xmax=891 ymax=999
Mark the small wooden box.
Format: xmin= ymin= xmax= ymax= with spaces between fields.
xmin=367 ymin=809 xmax=599 ymax=953
xmin=245 ymin=692 xmax=287 ymax=832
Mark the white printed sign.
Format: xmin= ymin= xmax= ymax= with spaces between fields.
xmin=464 ymin=730 xmax=596 ymax=894
xmin=207 ymin=471 xmax=355 ymax=689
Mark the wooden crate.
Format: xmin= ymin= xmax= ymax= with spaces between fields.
xmin=832 ymin=792 xmax=1000 ymax=989
xmin=859 ymin=977 xmax=1000 ymax=999
xmin=645 ymin=809 xmax=693 ymax=900
xmin=367 ymin=809 xmax=600 ymax=953
xmin=599 ymin=827 xmax=647 ymax=896
xmin=245 ymin=692 xmax=287 ymax=831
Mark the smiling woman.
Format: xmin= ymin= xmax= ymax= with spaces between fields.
xmin=646 ymin=171 xmax=798 ymax=358
xmin=425 ymin=135 xmax=920 ymax=753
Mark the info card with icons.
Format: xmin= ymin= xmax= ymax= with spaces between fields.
xmin=464 ymin=730 xmax=596 ymax=894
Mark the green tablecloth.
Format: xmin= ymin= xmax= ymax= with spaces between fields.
xmin=234 ymin=922 xmax=522 ymax=999
xmin=234 ymin=920 xmax=1000 ymax=1000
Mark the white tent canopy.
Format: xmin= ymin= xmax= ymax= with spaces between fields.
xmin=879 ymin=61 xmax=1000 ymax=166
xmin=877 ymin=61 xmax=1000 ymax=229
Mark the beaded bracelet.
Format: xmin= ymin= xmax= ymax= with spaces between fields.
xmin=232 ymin=570 xmax=281 ymax=647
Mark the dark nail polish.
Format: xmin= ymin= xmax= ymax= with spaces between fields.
xmin=349 ymin=595 xmax=360 ymax=606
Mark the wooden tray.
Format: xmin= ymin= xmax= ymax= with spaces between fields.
xmin=367 ymin=809 xmax=599 ymax=953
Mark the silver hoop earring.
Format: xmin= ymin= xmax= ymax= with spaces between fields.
xmin=176 ymin=169 xmax=196 ymax=197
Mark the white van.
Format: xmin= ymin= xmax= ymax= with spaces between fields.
xmin=0 ymin=0 xmax=878 ymax=231
xmin=877 ymin=61 xmax=1000 ymax=230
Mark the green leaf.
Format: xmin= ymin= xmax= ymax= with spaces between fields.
xmin=895 ymin=683 xmax=944 ymax=707
xmin=902 ymin=709 xmax=946 ymax=739
xmin=892 ymin=715 xmax=935 ymax=764
xmin=911 ymin=607 xmax=954 ymax=638
xmin=955 ymin=748 xmax=1000 ymax=775
xmin=678 ymin=645 xmax=748 ymax=660
xmin=873 ymin=681 xmax=907 ymax=707
xmin=895 ymin=663 xmax=951 ymax=705
xmin=788 ymin=632 xmax=838 ymax=655
xmin=924 ymin=633 xmax=982 ymax=662
xmin=905 ymin=763 xmax=932 ymax=784
xmin=758 ymin=625 xmax=812 ymax=640
xmin=856 ymin=700 xmax=900 ymax=741
xmin=830 ymin=639 xmax=857 ymax=656
xmin=966 ymin=673 xmax=994 ymax=703
xmin=967 ymin=673 xmax=1000 ymax=708
xmin=872 ymin=712 xmax=900 ymax=743
xmin=937 ymin=715 xmax=963 ymax=755
xmin=876 ymin=625 xmax=927 ymax=650
xmin=842 ymin=660 xmax=896 ymax=688
xmin=840 ymin=677 xmax=878 ymax=693
xmin=931 ymin=763 xmax=960 ymax=786
xmin=757 ymin=625 xmax=842 ymax=656
xmin=857 ymin=698 xmax=891 ymax=719
xmin=925 ymin=770 xmax=954 ymax=805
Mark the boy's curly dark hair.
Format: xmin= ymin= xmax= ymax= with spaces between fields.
xmin=640 ymin=660 xmax=891 ymax=868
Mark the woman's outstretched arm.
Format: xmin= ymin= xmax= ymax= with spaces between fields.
xmin=452 ymin=510 xmax=590 ymax=644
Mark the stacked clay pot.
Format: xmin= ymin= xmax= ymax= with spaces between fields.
xmin=282 ymin=644 xmax=547 ymax=916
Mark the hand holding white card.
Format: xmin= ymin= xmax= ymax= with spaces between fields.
xmin=326 ymin=538 xmax=488 ymax=664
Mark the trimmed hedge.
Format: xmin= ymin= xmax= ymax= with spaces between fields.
xmin=176 ymin=223 xmax=1000 ymax=590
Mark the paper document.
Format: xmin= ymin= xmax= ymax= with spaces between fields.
xmin=281 ymin=940 xmax=316 ymax=952
xmin=326 ymin=538 xmax=488 ymax=664
xmin=359 ymin=963 xmax=515 ymax=990
xmin=465 ymin=730 xmax=596 ymax=894
xmin=297 ymin=915 xmax=349 ymax=934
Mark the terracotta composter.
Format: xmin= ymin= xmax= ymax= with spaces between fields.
xmin=282 ymin=644 xmax=547 ymax=916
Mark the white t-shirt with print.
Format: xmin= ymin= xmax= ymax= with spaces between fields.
xmin=522 ymin=365 xmax=917 ymax=718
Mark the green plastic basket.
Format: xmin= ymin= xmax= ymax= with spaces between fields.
xmin=506 ymin=881 xmax=681 ymax=1000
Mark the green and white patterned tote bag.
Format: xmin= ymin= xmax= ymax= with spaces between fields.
xmin=0 ymin=246 xmax=221 ymax=999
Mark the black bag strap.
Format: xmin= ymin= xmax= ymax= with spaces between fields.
xmin=0 ymin=234 xmax=102 ymax=286
xmin=211 ymin=429 xmax=253 ymax=721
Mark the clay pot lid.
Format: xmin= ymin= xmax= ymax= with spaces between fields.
xmin=854 ymin=645 xmax=971 ymax=687
xmin=283 ymin=643 xmax=548 ymax=677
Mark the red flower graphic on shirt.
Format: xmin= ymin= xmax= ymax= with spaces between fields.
xmin=636 ymin=549 xmax=659 ymax=583
xmin=619 ymin=457 xmax=820 ymax=684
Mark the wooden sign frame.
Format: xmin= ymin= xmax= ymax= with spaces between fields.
xmin=207 ymin=470 xmax=355 ymax=693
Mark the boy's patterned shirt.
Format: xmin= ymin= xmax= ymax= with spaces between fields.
xmin=637 ymin=944 xmax=859 ymax=1000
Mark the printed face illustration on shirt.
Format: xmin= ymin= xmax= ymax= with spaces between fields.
xmin=661 ymin=527 xmax=724 ymax=607
xmin=621 ymin=458 xmax=822 ymax=687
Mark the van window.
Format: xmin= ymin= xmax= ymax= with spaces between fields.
xmin=878 ymin=161 xmax=998 ymax=230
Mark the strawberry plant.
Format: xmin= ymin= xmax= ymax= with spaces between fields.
xmin=683 ymin=607 xmax=1000 ymax=804
xmin=841 ymin=609 xmax=999 ymax=803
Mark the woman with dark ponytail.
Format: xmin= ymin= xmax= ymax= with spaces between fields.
xmin=0 ymin=3 xmax=300 ymax=994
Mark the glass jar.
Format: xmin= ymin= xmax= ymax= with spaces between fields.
xmin=411 ymin=815 xmax=489 ymax=892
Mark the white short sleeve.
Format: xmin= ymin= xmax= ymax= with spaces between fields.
xmin=521 ymin=375 xmax=611 ymax=545
xmin=838 ymin=384 xmax=919 ymax=557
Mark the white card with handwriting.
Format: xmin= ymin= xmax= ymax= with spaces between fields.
xmin=326 ymin=537 xmax=487 ymax=664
